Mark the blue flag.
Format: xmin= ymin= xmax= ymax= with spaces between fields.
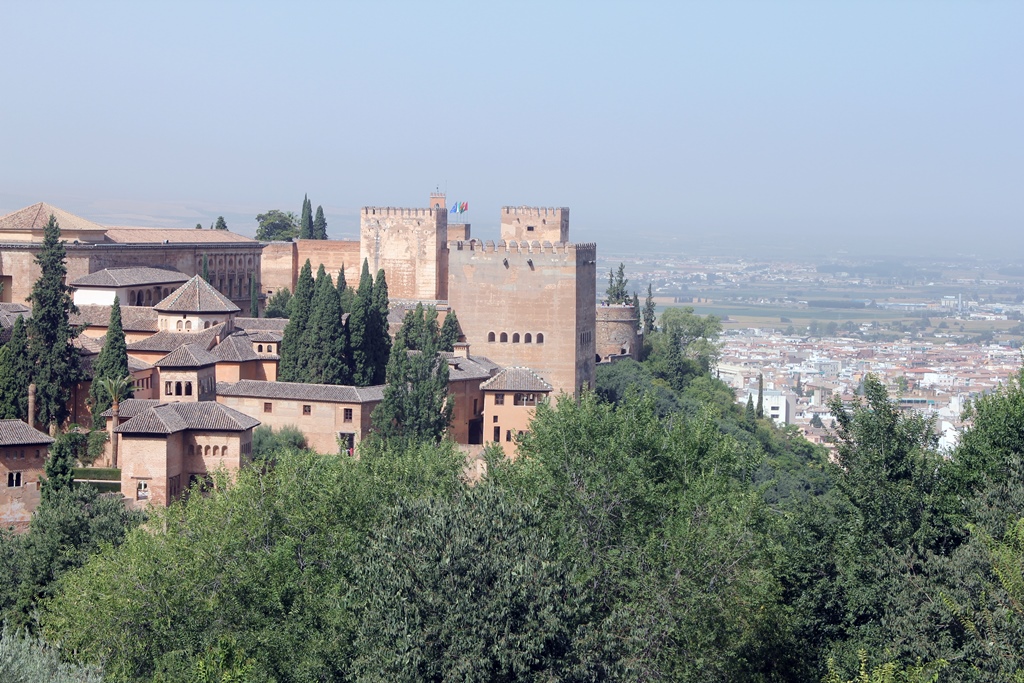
xmin=450 ymin=203 xmax=457 ymax=214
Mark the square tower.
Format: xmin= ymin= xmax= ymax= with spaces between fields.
xmin=500 ymin=207 xmax=569 ymax=244
xmin=360 ymin=207 xmax=448 ymax=301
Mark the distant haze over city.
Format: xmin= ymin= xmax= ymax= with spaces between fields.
xmin=2 ymin=2 xmax=1020 ymax=259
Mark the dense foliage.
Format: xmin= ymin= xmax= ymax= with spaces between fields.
xmin=88 ymin=297 xmax=132 ymax=430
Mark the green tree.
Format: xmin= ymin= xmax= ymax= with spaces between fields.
xmin=194 ymin=223 xmax=202 ymax=230
xmin=642 ymin=283 xmax=657 ymax=336
xmin=27 ymin=214 xmax=81 ymax=430
xmin=313 ymin=205 xmax=328 ymax=240
xmin=213 ymin=216 xmax=227 ymax=230
xmin=336 ymin=265 xmax=355 ymax=312
xmin=606 ymin=263 xmax=629 ymax=304
xmin=304 ymin=265 xmax=351 ymax=385
xmin=88 ymin=297 xmax=131 ymax=430
xmin=745 ymin=394 xmax=756 ymax=424
xmin=255 ymin=210 xmax=298 ymax=242
xmin=439 ymin=309 xmax=461 ymax=351
xmin=201 ymin=253 xmax=209 ymax=283
xmin=371 ymin=313 xmax=451 ymax=443
xmin=351 ymin=487 xmax=601 ymax=680
xmin=0 ymin=316 xmax=31 ymax=420
xmin=278 ymin=260 xmax=315 ymax=382
xmin=394 ymin=303 xmax=438 ymax=352
xmin=349 ymin=260 xmax=375 ymax=386
xmin=0 ymin=628 xmax=104 ymax=682
xmin=263 ymin=287 xmax=291 ymax=319
xmin=756 ymin=373 xmax=764 ymax=419
xmin=370 ymin=269 xmax=391 ymax=385
xmin=298 ymin=195 xmax=313 ymax=240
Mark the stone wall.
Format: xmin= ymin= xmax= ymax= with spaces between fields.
xmin=596 ymin=304 xmax=639 ymax=362
xmin=500 ymin=207 xmax=569 ymax=244
xmin=447 ymin=239 xmax=597 ymax=396
xmin=360 ymin=208 xmax=448 ymax=301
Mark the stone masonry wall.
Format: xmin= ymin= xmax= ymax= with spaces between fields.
xmin=360 ymin=208 xmax=448 ymax=301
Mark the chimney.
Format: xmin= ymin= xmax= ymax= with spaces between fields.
xmin=453 ymin=342 xmax=470 ymax=359
xmin=27 ymin=383 xmax=36 ymax=428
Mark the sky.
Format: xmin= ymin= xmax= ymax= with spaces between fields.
xmin=1 ymin=1 xmax=1021 ymax=258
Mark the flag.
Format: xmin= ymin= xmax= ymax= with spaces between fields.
xmin=461 ymin=202 xmax=468 ymax=213
xmin=450 ymin=204 xmax=457 ymax=214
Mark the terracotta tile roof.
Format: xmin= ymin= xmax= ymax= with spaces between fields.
xmin=114 ymin=401 xmax=260 ymax=434
xmin=127 ymin=324 xmax=224 ymax=352
xmin=480 ymin=367 xmax=553 ymax=393
xmin=99 ymin=398 xmax=163 ymax=419
xmin=442 ymin=354 xmax=500 ymax=382
xmin=216 ymin=379 xmax=385 ymax=404
xmin=0 ymin=419 xmax=55 ymax=446
xmin=103 ymin=227 xmax=257 ymax=244
xmin=210 ymin=333 xmax=259 ymax=362
xmin=71 ymin=305 xmax=159 ymax=332
xmin=234 ymin=317 xmax=288 ymax=332
xmin=155 ymin=276 xmax=240 ymax=314
xmin=0 ymin=202 xmax=106 ymax=233
xmin=155 ymin=343 xmax=219 ymax=368
xmin=244 ymin=330 xmax=282 ymax=343
xmin=70 ymin=267 xmax=188 ymax=288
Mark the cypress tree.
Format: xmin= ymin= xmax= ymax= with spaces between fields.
xmin=279 ymin=260 xmax=315 ymax=382
xmin=313 ymin=205 xmax=328 ymax=240
xmin=439 ymin=310 xmax=461 ymax=351
xmin=27 ymin=215 xmax=81 ymax=431
xmin=745 ymin=395 xmax=756 ymax=424
xmin=631 ymin=292 xmax=641 ymax=326
xmin=0 ymin=316 xmax=31 ymax=420
xmin=89 ymin=298 xmax=131 ymax=430
xmin=213 ymin=216 xmax=228 ymax=230
xmin=337 ymin=265 xmax=355 ymax=313
xmin=349 ymin=260 xmax=375 ymax=386
xmin=371 ymin=269 xmax=391 ymax=385
xmin=643 ymin=284 xmax=657 ymax=335
xmin=202 ymin=253 xmax=210 ymax=283
xmin=264 ymin=288 xmax=291 ymax=319
xmin=249 ymin=275 xmax=259 ymax=317
xmin=304 ymin=266 xmax=351 ymax=385
xmin=756 ymin=374 xmax=764 ymax=419
xmin=299 ymin=195 xmax=313 ymax=240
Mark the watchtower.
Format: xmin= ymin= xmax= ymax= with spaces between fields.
xmin=500 ymin=207 xmax=569 ymax=244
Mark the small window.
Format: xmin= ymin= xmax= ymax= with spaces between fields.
xmin=527 ymin=225 xmax=535 ymax=232
xmin=493 ymin=426 xmax=501 ymax=442
xmin=185 ymin=382 xmax=193 ymax=396
xmin=492 ymin=415 xmax=498 ymax=423
xmin=185 ymin=321 xmax=192 ymax=331
xmin=7 ymin=472 xmax=22 ymax=487
xmin=205 ymin=445 xmax=211 ymax=456
xmin=34 ymin=449 xmax=40 ymax=459
xmin=487 ymin=332 xmax=496 ymax=343
xmin=512 ymin=333 xmax=520 ymax=343
xmin=222 ymin=446 xmax=228 ymax=457
xmin=494 ymin=393 xmax=505 ymax=406
xmin=344 ymin=408 xmax=353 ymax=422
xmin=175 ymin=381 xmax=182 ymax=396
xmin=176 ymin=320 xmax=183 ymax=330
xmin=213 ymin=445 xmax=220 ymax=456
xmin=524 ymin=333 xmax=532 ymax=343
xmin=258 ymin=344 xmax=264 ymax=352
xmin=267 ymin=345 xmax=274 ymax=353
xmin=136 ymin=480 xmax=149 ymax=500
xmin=165 ymin=381 xmax=172 ymax=395
xmin=263 ymin=402 xmax=272 ymax=413
xmin=506 ymin=430 xmax=512 ymax=442
xmin=499 ymin=332 xmax=508 ymax=343
xmin=303 ymin=404 xmax=312 ymax=415
xmin=536 ymin=333 xmax=544 ymax=344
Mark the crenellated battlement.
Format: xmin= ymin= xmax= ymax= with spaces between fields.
xmin=362 ymin=207 xmax=446 ymax=219
xmin=448 ymin=239 xmax=596 ymax=261
xmin=501 ymin=206 xmax=569 ymax=216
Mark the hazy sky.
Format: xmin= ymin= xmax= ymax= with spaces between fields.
xmin=2 ymin=1 xmax=1021 ymax=257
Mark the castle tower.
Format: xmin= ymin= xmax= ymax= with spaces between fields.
xmin=360 ymin=207 xmax=449 ymax=301
xmin=500 ymin=207 xmax=569 ymax=244
xmin=429 ymin=191 xmax=446 ymax=210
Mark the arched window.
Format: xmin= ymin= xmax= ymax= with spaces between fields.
xmin=488 ymin=332 xmax=496 ymax=342
xmin=177 ymin=320 xmax=183 ymax=330
xmin=204 ymin=321 xmax=210 ymax=329
xmin=524 ymin=333 xmax=532 ymax=343
xmin=175 ymin=381 xmax=182 ymax=396
xmin=145 ymin=290 xmax=152 ymax=304
xmin=512 ymin=333 xmax=520 ymax=343
xmin=258 ymin=344 xmax=263 ymax=352
xmin=163 ymin=288 xmax=169 ymax=298
xmin=129 ymin=290 xmax=136 ymax=305
xmin=537 ymin=333 xmax=545 ymax=344
xmin=222 ymin=446 xmax=228 ymax=458
xmin=185 ymin=382 xmax=192 ymax=396
xmin=205 ymin=445 xmax=211 ymax=456
xmin=500 ymin=332 xmax=508 ymax=343
xmin=213 ymin=445 xmax=220 ymax=456
xmin=267 ymin=345 xmax=274 ymax=353
xmin=185 ymin=321 xmax=192 ymax=331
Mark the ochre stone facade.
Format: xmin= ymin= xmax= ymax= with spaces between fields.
xmin=595 ymin=304 xmax=640 ymax=362
xmin=500 ymin=207 xmax=569 ymax=244
xmin=447 ymin=240 xmax=597 ymax=396
xmin=360 ymin=207 xmax=449 ymax=301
